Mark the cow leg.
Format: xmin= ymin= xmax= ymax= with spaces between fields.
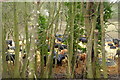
xmin=76 ymin=61 xmax=78 ymax=68
xmin=44 ymin=56 xmax=46 ymax=66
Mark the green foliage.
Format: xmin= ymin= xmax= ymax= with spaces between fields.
xmin=38 ymin=14 xmax=47 ymax=34
xmin=37 ymin=14 xmax=48 ymax=52
xmin=38 ymin=14 xmax=47 ymax=40
xmin=64 ymin=2 xmax=70 ymax=6
xmin=65 ymin=2 xmax=86 ymax=52
xmin=104 ymin=2 xmax=113 ymax=22
xmin=96 ymin=2 xmax=113 ymax=41
xmin=64 ymin=2 xmax=113 ymax=53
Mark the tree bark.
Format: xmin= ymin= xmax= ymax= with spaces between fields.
xmin=67 ymin=2 xmax=75 ymax=78
xmin=43 ymin=2 xmax=61 ymax=78
xmin=28 ymin=2 xmax=38 ymax=78
xmin=100 ymin=2 xmax=108 ymax=78
xmin=13 ymin=2 xmax=20 ymax=78
xmin=93 ymin=29 xmax=100 ymax=78
xmin=71 ymin=2 xmax=78 ymax=78
xmin=21 ymin=2 xmax=30 ymax=78
xmin=0 ymin=2 xmax=2 ymax=79
xmin=85 ymin=2 xmax=94 ymax=78
xmin=2 ymin=20 xmax=8 ymax=78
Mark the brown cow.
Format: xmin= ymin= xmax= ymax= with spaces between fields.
xmin=80 ymin=53 xmax=87 ymax=63
xmin=76 ymin=53 xmax=87 ymax=68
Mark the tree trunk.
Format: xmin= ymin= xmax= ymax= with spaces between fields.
xmin=85 ymin=2 xmax=100 ymax=78
xmin=28 ymin=38 xmax=35 ymax=78
xmin=21 ymin=2 xmax=30 ymax=78
xmin=85 ymin=2 xmax=93 ymax=78
xmin=45 ymin=5 xmax=55 ymax=78
xmin=67 ymin=2 xmax=75 ymax=78
xmin=100 ymin=2 xmax=108 ymax=78
xmin=84 ymin=2 xmax=91 ymax=36
xmin=43 ymin=2 xmax=61 ymax=78
xmin=93 ymin=29 xmax=100 ymax=78
xmin=39 ymin=32 xmax=47 ymax=78
xmin=54 ymin=2 xmax=60 ymax=68
xmin=2 ymin=22 xmax=8 ymax=78
xmin=71 ymin=2 xmax=78 ymax=78
xmin=13 ymin=2 xmax=20 ymax=78
xmin=86 ymin=22 xmax=94 ymax=78
xmin=90 ymin=3 xmax=100 ymax=78
xmin=28 ymin=2 xmax=38 ymax=78
xmin=0 ymin=2 xmax=2 ymax=79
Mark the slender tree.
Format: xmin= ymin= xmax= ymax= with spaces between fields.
xmin=93 ymin=29 xmax=101 ymax=78
xmin=84 ymin=2 xmax=99 ymax=78
xmin=43 ymin=2 xmax=61 ymax=78
xmin=0 ymin=2 xmax=2 ymax=79
xmin=100 ymin=1 xmax=108 ymax=78
xmin=13 ymin=2 xmax=20 ymax=78
xmin=28 ymin=2 xmax=39 ymax=78
xmin=21 ymin=2 xmax=30 ymax=78
xmin=90 ymin=2 xmax=100 ymax=78
xmin=66 ymin=2 xmax=75 ymax=78
xmin=2 ymin=19 xmax=8 ymax=78
xmin=84 ymin=2 xmax=94 ymax=78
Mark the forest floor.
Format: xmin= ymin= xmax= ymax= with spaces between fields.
xmin=51 ymin=59 xmax=119 ymax=79
xmin=7 ymin=57 xmax=119 ymax=78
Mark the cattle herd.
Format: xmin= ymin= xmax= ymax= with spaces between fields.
xmin=4 ymin=34 xmax=120 ymax=67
